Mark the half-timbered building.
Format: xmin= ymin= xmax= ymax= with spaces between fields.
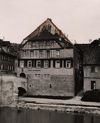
xmin=17 ymin=18 xmax=74 ymax=98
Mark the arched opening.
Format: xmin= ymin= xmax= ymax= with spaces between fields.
xmin=20 ymin=73 xmax=26 ymax=78
xmin=18 ymin=87 xmax=27 ymax=97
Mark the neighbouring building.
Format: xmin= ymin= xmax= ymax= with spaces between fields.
xmin=83 ymin=39 xmax=100 ymax=91
xmin=74 ymin=39 xmax=100 ymax=92
xmin=0 ymin=39 xmax=17 ymax=74
xmin=17 ymin=18 xmax=75 ymax=98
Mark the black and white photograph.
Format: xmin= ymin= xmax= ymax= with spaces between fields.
xmin=0 ymin=0 xmax=100 ymax=123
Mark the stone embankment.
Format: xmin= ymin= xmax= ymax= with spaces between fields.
xmin=15 ymin=97 xmax=100 ymax=115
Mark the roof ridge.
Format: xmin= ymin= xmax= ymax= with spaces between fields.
xmin=21 ymin=18 xmax=73 ymax=45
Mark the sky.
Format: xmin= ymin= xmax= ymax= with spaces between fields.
xmin=0 ymin=0 xmax=100 ymax=44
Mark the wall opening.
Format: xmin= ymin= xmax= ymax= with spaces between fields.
xmin=18 ymin=87 xmax=27 ymax=97
xmin=20 ymin=73 xmax=26 ymax=78
xmin=91 ymin=81 xmax=96 ymax=90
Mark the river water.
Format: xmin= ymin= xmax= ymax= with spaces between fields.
xmin=0 ymin=107 xmax=100 ymax=123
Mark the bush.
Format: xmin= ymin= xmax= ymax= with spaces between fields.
xmin=81 ymin=89 xmax=100 ymax=102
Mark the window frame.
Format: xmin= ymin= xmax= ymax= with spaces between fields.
xmin=44 ymin=60 xmax=49 ymax=68
xmin=55 ymin=60 xmax=61 ymax=68
xmin=36 ymin=60 xmax=42 ymax=68
xmin=27 ymin=60 xmax=32 ymax=68
xmin=65 ymin=60 xmax=71 ymax=68
xmin=20 ymin=60 xmax=24 ymax=68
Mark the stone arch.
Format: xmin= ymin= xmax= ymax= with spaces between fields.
xmin=20 ymin=73 xmax=26 ymax=78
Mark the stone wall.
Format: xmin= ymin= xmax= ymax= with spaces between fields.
xmin=0 ymin=75 xmax=27 ymax=106
xmin=84 ymin=66 xmax=100 ymax=91
xmin=27 ymin=73 xmax=74 ymax=97
xmin=84 ymin=78 xmax=100 ymax=91
xmin=17 ymin=65 xmax=74 ymax=97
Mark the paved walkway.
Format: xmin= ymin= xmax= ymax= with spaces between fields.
xmin=18 ymin=96 xmax=100 ymax=107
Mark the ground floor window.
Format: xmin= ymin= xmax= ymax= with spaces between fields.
xmin=91 ymin=81 xmax=96 ymax=90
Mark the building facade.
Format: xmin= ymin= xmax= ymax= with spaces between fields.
xmin=83 ymin=40 xmax=100 ymax=92
xmin=0 ymin=39 xmax=17 ymax=74
xmin=74 ymin=39 xmax=100 ymax=92
xmin=17 ymin=18 xmax=74 ymax=98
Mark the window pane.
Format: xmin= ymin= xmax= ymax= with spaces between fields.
xmin=65 ymin=60 xmax=71 ymax=68
xmin=55 ymin=60 xmax=60 ymax=68
xmin=91 ymin=81 xmax=96 ymax=90
xmin=44 ymin=60 xmax=49 ymax=68
xmin=56 ymin=50 xmax=60 ymax=57
xmin=20 ymin=60 xmax=24 ymax=68
xmin=27 ymin=60 xmax=32 ymax=67
xmin=39 ymin=50 xmax=44 ymax=57
xmin=36 ymin=60 xmax=41 ymax=68
xmin=91 ymin=66 xmax=95 ymax=73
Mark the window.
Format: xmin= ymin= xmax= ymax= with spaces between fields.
xmin=47 ymin=50 xmax=50 ymax=58
xmin=65 ymin=60 xmax=71 ymax=68
xmin=27 ymin=60 xmax=32 ymax=68
xmin=91 ymin=81 xmax=96 ymax=90
xmin=34 ymin=50 xmax=39 ymax=58
xmin=56 ymin=50 xmax=60 ymax=57
xmin=20 ymin=60 xmax=24 ymax=68
xmin=30 ymin=50 xmax=34 ymax=57
xmin=0 ymin=64 xmax=3 ymax=70
xmin=91 ymin=66 xmax=98 ymax=73
xmin=36 ymin=60 xmax=41 ymax=68
xmin=39 ymin=50 xmax=44 ymax=58
xmin=55 ymin=60 xmax=61 ymax=68
xmin=44 ymin=60 xmax=49 ymax=68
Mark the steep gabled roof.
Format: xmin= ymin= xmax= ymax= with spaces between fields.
xmin=21 ymin=18 xmax=73 ymax=47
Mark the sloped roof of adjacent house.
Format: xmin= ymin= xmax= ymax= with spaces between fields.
xmin=90 ymin=38 xmax=100 ymax=46
xmin=21 ymin=18 xmax=73 ymax=48
xmin=0 ymin=39 xmax=18 ymax=57
xmin=75 ymin=44 xmax=100 ymax=65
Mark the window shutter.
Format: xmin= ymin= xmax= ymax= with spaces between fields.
xmin=41 ymin=60 xmax=44 ymax=68
xmin=18 ymin=60 xmax=20 ymax=67
xmin=64 ymin=60 xmax=66 ymax=68
xmin=71 ymin=59 xmax=73 ymax=67
xmin=49 ymin=60 xmax=51 ymax=68
xmin=60 ymin=60 xmax=62 ymax=68
xmin=53 ymin=60 xmax=55 ymax=68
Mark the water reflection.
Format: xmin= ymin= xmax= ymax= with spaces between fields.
xmin=0 ymin=108 xmax=100 ymax=123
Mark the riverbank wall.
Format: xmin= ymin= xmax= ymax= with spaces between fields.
xmin=1 ymin=97 xmax=100 ymax=115
xmin=0 ymin=75 xmax=27 ymax=106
